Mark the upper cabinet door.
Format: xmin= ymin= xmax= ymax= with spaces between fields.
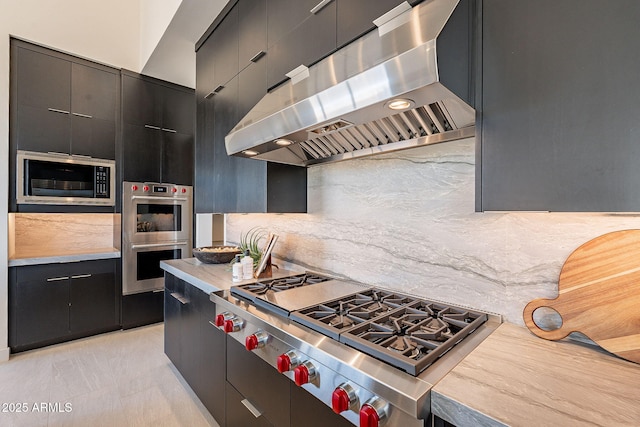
xmin=122 ymin=74 xmax=160 ymax=127
xmin=480 ymin=0 xmax=640 ymax=212
xmin=335 ymin=0 xmax=406 ymax=47
xmin=161 ymin=86 xmax=195 ymax=135
xmin=210 ymin=3 xmax=238 ymax=92
xmin=266 ymin=0 xmax=337 ymax=89
xmin=71 ymin=63 xmax=117 ymax=121
xmin=16 ymin=47 xmax=70 ymax=112
xmin=238 ymin=0 xmax=267 ymax=71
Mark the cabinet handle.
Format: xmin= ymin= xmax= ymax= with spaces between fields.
xmin=204 ymin=91 xmax=215 ymax=100
xmin=144 ymin=124 xmax=161 ymax=130
xmin=47 ymin=276 xmax=69 ymax=282
xmin=162 ymin=128 xmax=177 ymax=133
xmin=310 ymin=0 xmax=333 ymax=14
xmin=170 ymin=292 xmax=189 ymax=305
xmin=72 ymin=112 xmax=93 ymax=119
xmin=47 ymin=108 xmax=70 ymax=115
xmin=71 ymin=274 xmax=92 ymax=279
xmin=241 ymin=399 xmax=263 ymax=418
xmin=249 ymin=50 xmax=266 ymax=63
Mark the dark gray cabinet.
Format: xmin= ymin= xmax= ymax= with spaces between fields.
xmin=121 ymin=72 xmax=194 ymax=185
xmin=8 ymin=259 xmax=119 ymax=352
xmin=266 ymin=0 xmax=337 ymax=89
xmin=164 ymin=274 xmax=226 ymax=425
xmin=195 ymin=0 xmax=307 ymax=214
xmin=290 ymin=385 xmax=353 ymax=427
xmin=479 ymin=0 xmax=640 ymax=211
xmin=226 ymin=337 xmax=291 ymax=427
xmin=12 ymin=39 xmax=118 ymax=160
xmin=336 ymin=0 xmax=407 ymax=47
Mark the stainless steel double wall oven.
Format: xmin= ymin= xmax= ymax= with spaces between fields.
xmin=122 ymin=181 xmax=192 ymax=295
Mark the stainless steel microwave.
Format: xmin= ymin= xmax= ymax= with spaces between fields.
xmin=16 ymin=150 xmax=116 ymax=206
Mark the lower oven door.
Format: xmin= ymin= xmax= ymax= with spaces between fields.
xmin=123 ymin=241 xmax=190 ymax=295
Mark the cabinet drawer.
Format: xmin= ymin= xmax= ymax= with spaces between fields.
xmin=226 ymin=337 xmax=290 ymax=427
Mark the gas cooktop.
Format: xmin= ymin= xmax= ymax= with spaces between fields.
xmin=230 ymin=274 xmax=488 ymax=376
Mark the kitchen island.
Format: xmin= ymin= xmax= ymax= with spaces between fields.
xmin=162 ymin=258 xmax=640 ymax=427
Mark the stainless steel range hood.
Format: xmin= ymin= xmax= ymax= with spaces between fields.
xmin=225 ymin=0 xmax=475 ymax=167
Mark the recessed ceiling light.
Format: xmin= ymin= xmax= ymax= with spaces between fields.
xmin=386 ymin=98 xmax=414 ymax=110
xmin=275 ymin=139 xmax=293 ymax=146
xmin=242 ymin=150 xmax=259 ymax=156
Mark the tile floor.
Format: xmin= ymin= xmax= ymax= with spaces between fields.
xmin=0 ymin=324 xmax=219 ymax=427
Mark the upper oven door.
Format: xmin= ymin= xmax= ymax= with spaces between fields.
xmin=123 ymin=182 xmax=192 ymax=244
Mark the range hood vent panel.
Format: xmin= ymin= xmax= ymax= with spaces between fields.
xmin=226 ymin=0 xmax=475 ymax=167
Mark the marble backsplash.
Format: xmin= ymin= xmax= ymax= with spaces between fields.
xmin=226 ymin=138 xmax=640 ymax=325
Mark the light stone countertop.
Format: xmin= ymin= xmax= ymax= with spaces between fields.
xmin=431 ymin=322 xmax=640 ymax=427
xmin=160 ymin=258 xmax=301 ymax=295
xmin=8 ymin=248 xmax=121 ymax=267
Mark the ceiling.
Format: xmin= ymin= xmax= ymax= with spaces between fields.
xmin=141 ymin=0 xmax=229 ymax=88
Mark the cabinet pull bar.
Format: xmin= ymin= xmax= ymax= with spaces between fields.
xmin=204 ymin=91 xmax=215 ymax=99
xmin=47 ymin=108 xmax=70 ymax=115
xmin=131 ymin=241 xmax=188 ymax=249
xmin=249 ymin=50 xmax=266 ymax=63
xmin=131 ymin=195 xmax=188 ymax=202
xmin=144 ymin=124 xmax=161 ymax=130
xmin=310 ymin=0 xmax=333 ymax=14
xmin=72 ymin=112 xmax=93 ymax=119
xmin=47 ymin=276 xmax=69 ymax=282
xmin=161 ymin=128 xmax=177 ymax=133
xmin=214 ymin=85 xmax=225 ymax=93
xmin=240 ymin=399 xmax=263 ymax=418
xmin=170 ymin=292 xmax=189 ymax=305
xmin=71 ymin=274 xmax=92 ymax=279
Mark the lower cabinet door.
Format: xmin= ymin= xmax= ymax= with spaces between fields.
xmin=290 ymin=385 xmax=354 ymax=427
xmin=164 ymin=276 xmax=184 ymax=369
xmin=69 ymin=260 xmax=118 ymax=334
xmin=12 ymin=269 xmax=69 ymax=347
xmin=225 ymin=381 xmax=273 ymax=427
xmin=198 ymin=299 xmax=227 ymax=426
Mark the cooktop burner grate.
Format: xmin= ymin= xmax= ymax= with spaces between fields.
xmin=289 ymin=289 xmax=416 ymax=339
xmin=230 ymin=272 xmax=331 ymax=303
xmin=339 ymin=303 xmax=487 ymax=375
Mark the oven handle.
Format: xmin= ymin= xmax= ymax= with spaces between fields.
xmin=131 ymin=195 xmax=189 ymax=202
xmin=130 ymin=241 xmax=188 ymax=250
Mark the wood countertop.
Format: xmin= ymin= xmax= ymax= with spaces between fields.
xmin=432 ymin=322 xmax=640 ymax=427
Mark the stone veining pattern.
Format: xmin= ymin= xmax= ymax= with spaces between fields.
xmin=226 ymin=138 xmax=640 ymax=325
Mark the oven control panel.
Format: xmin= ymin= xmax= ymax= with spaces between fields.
xmin=128 ymin=182 xmax=190 ymax=197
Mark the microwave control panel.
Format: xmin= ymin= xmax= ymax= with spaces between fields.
xmin=95 ymin=166 xmax=110 ymax=198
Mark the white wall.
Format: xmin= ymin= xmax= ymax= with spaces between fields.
xmin=226 ymin=139 xmax=640 ymax=327
xmin=0 ymin=0 xmax=143 ymax=361
xmin=140 ymin=0 xmax=182 ymax=70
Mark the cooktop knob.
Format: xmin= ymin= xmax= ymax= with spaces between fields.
xmin=293 ymin=361 xmax=317 ymax=386
xmin=276 ymin=350 xmax=301 ymax=373
xmin=359 ymin=397 xmax=388 ymax=427
xmin=214 ymin=312 xmax=233 ymax=327
xmin=332 ymin=382 xmax=357 ymax=414
xmin=223 ymin=316 xmax=244 ymax=333
xmin=245 ymin=330 xmax=269 ymax=351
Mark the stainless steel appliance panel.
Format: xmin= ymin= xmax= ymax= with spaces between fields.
xmin=122 ymin=182 xmax=192 ymax=295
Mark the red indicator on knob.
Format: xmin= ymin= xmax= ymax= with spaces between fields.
xmin=223 ymin=320 xmax=234 ymax=333
xmin=332 ymin=389 xmax=350 ymax=414
xmin=294 ymin=365 xmax=309 ymax=386
xmin=131 ymin=185 xmax=138 ymax=191
xmin=277 ymin=354 xmax=291 ymax=373
xmin=359 ymin=405 xmax=380 ymax=427
xmin=215 ymin=314 xmax=225 ymax=327
xmin=245 ymin=335 xmax=258 ymax=351
xmin=143 ymin=185 xmax=150 ymax=192
xmin=293 ymin=361 xmax=316 ymax=386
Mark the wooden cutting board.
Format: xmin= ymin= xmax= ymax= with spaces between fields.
xmin=523 ymin=229 xmax=640 ymax=364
